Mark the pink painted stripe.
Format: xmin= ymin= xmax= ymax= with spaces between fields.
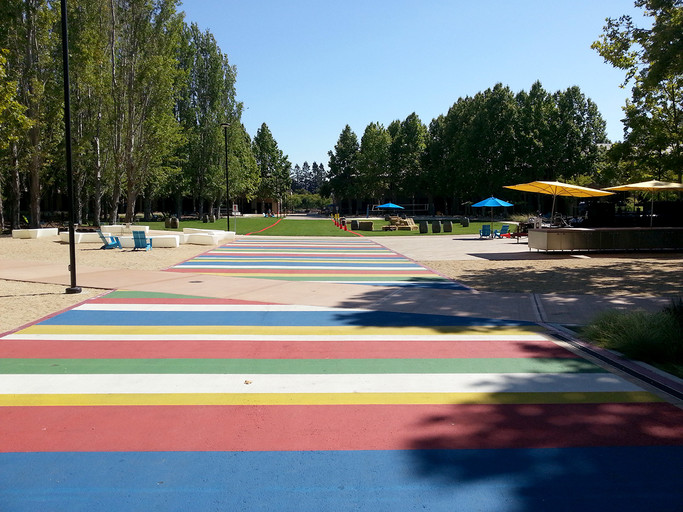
xmin=0 ymin=339 xmax=576 ymax=360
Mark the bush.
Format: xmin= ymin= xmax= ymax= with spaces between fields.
xmin=663 ymin=296 xmax=683 ymax=331
xmin=582 ymin=309 xmax=683 ymax=365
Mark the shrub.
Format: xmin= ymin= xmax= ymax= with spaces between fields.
xmin=581 ymin=309 xmax=682 ymax=364
xmin=663 ymin=296 xmax=683 ymax=331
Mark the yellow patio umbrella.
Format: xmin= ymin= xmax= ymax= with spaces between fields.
xmin=604 ymin=180 xmax=683 ymax=226
xmin=504 ymin=180 xmax=613 ymax=223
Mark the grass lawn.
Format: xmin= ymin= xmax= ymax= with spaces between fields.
xmin=140 ymin=217 xmax=511 ymax=237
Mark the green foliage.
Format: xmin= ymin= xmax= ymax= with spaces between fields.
xmin=252 ymin=123 xmax=290 ymax=211
xmin=287 ymin=192 xmax=331 ymax=212
xmin=325 ymin=81 xmax=611 ymax=214
xmin=0 ymin=50 xmax=31 ymax=151
xmin=326 ymin=125 xmax=359 ymax=202
xmin=581 ymin=307 xmax=683 ymax=376
xmin=593 ymin=0 xmax=683 ymax=182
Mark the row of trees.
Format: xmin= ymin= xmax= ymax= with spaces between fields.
xmin=325 ymin=0 xmax=682 ymax=215
xmin=326 ymin=82 xmax=610 ymax=214
xmin=0 ymin=0 xmax=292 ymax=230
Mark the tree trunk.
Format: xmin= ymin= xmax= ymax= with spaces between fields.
xmin=143 ymin=194 xmax=152 ymax=221
xmin=175 ymin=193 xmax=182 ymax=219
xmin=109 ymin=173 xmax=121 ymax=224
xmin=10 ymin=143 xmax=21 ymax=229
xmin=0 ymin=176 xmax=4 ymax=231
xmin=92 ymin=136 xmax=102 ymax=227
xmin=125 ymin=188 xmax=137 ymax=223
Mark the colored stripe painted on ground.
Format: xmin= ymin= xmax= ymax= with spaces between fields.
xmin=2 ymin=448 xmax=681 ymax=512
xmin=167 ymin=237 xmax=466 ymax=288
xmin=0 ymin=390 xmax=660 ymax=407
xmin=1 ymin=288 xmax=681 ymax=510
xmin=3 ymin=403 xmax=681 ymax=452
xmin=0 ymin=339 xmax=580 ymax=360
xmin=0 ymin=372 xmax=647 ymax=394
xmin=0 ymin=357 xmax=603 ymax=374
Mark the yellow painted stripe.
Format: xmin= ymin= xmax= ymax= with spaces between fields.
xmin=0 ymin=391 xmax=661 ymax=406
xmin=18 ymin=325 xmax=543 ymax=336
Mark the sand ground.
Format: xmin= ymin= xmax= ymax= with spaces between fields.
xmin=1 ymin=234 xmax=682 ymax=334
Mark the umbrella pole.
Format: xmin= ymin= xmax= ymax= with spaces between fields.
xmin=551 ymin=194 xmax=557 ymax=225
xmin=650 ymin=194 xmax=654 ymax=227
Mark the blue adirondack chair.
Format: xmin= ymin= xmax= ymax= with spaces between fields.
xmin=494 ymin=224 xmax=511 ymax=238
xmin=132 ymin=230 xmax=152 ymax=251
xmin=479 ymin=224 xmax=491 ymax=238
xmin=97 ymin=230 xmax=121 ymax=249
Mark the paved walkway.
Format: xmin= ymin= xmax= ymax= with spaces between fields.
xmin=0 ymin=235 xmax=670 ymax=326
xmin=1 ymin=236 xmax=681 ymax=511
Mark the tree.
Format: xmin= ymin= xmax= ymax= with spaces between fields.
xmin=0 ymin=0 xmax=60 ymax=228
xmin=253 ymin=123 xmax=289 ymax=213
xmin=357 ymin=122 xmax=391 ymax=203
xmin=326 ymin=125 xmax=359 ymax=212
xmin=550 ymin=86 xmax=609 ymax=182
xmin=177 ymin=22 xmax=237 ymax=219
xmin=389 ymin=113 xmax=428 ymax=199
xmin=0 ymin=49 xmax=31 ymax=229
xmin=106 ymin=0 xmax=185 ymax=223
xmin=593 ymin=0 xmax=682 ymax=182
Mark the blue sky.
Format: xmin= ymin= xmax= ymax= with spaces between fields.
xmin=179 ymin=0 xmax=645 ymax=168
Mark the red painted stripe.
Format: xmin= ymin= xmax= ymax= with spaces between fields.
xmin=169 ymin=268 xmax=436 ymax=275
xmin=243 ymin=217 xmax=285 ymax=234
xmin=3 ymin=403 xmax=681 ymax=453
xmin=92 ymin=298 xmax=271 ymax=305
xmin=0 ymin=339 xmax=576 ymax=360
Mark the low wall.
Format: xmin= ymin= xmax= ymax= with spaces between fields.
xmin=529 ymin=227 xmax=683 ymax=252
xmin=12 ymin=228 xmax=58 ymax=239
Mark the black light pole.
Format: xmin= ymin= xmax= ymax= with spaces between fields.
xmin=60 ymin=0 xmax=80 ymax=294
xmin=221 ymin=123 xmax=230 ymax=231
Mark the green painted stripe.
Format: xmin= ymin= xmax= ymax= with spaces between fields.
xmin=103 ymin=290 xmax=214 ymax=299
xmin=0 ymin=358 xmax=603 ymax=375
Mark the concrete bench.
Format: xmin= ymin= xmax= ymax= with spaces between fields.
xmin=184 ymin=233 xmax=224 ymax=245
xmin=12 ymin=228 xmax=59 ymax=239
xmin=100 ymin=225 xmax=149 ymax=235
xmin=182 ymin=228 xmax=235 ymax=244
xmin=119 ymin=234 xmax=179 ymax=248
xmin=59 ymin=231 xmax=102 ymax=244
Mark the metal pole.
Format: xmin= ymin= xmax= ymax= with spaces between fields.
xmin=60 ymin=0 xmax=80 ymax=294
xmin=221 ymin=123 xmax=230 ymax=231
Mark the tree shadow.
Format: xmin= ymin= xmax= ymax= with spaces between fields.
xmin=456 ymin=258 xmax=683 ymax=296
xmin=404 ymin=372 xmax=683 ymax=510
xmin=324 ymin=303 xmax=683 ymax=509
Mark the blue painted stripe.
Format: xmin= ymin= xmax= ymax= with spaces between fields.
xmin=1 ymin=447 xmax=680 ymax=512
xmin=38 ymin=310 xmax=532 ymax=327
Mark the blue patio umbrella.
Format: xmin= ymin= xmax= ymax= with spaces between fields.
xmin=472 ymin=197 xmax=513 ymax=208
xmin=377 ymin=202 xmax=404 ymax=210
xmin=472 ymin=196 xmax=513 ymax=224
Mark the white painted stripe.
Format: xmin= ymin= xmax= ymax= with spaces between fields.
xmin=0 ymin=373 xmax=641 ymax=394
xmin=3 ymin=334 xmax=551 ymax=342
xmin=77 ymin=304 xmax=371 ymax=313
xmin=175 ymin=265 xmax=421 ymax=270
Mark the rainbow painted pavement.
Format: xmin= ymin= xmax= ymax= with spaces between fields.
xmin=168 ymin=237 xmax=468 ymax=288
xmin=1 ymin=290 xmax=682 ymax=511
